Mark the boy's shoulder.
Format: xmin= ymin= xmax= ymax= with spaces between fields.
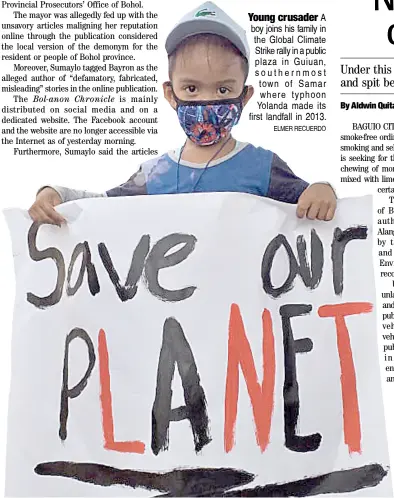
xmin=137 ymin=142 xmax=277 ymax=169
xmin=236 ymin=143 xmax=293 ymax=175
xmin=240 ymin=142 xmax=286 ymax=164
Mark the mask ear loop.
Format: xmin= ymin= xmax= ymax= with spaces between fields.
xmin=240 ymin=85 xmax=249 ymax=111
xmin=168 ymin=82 xmax=181 ymax=110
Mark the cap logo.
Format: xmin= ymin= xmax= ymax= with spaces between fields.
xmin=195 ymin=8 xmax=216 ymax=17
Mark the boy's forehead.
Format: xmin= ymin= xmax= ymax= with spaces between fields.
xmin=171 ymin=42 xmax=244 ymax=80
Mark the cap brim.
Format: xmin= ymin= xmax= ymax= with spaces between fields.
xmin=165 ymin=19 xmax=248 ymax=60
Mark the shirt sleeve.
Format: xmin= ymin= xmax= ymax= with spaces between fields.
xmin=266 ymin=153 xmax=309 ymax=204
xmin=106 ymin=167 xmax=147 ymax=197
xmin=37 ymin=186 xmax=106 ymax=203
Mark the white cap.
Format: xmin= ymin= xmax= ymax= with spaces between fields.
xmin=165 ymin=1 xmax=250 ymax=62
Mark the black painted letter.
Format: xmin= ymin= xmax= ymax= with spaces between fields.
xmin=27 ymin=222 xmax=65 ymax=308
xmin=98 ymin=235 xmax=150 ymax=302
xmin=261 ymin=235 xmax=298 ymax=298
xmin=280 ymin=304 xmax=321 ymax=452
xmin=151 ymin=317 xmax=210 ymax=455
xmin=331 ymin=226 xmax=367 ymax=295
xmin=59 ymin=328 xmax=96 ymax=441
xmin=67 ymin=242 xmax=100 ymax=297
xmin=296 ymin=229 xmax=323 ymax=289
xmin=144 ymin=234 xmax=197 ymax=302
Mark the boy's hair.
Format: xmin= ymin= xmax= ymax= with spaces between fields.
xmin=168 ymin=33 xmax=249 ymax=81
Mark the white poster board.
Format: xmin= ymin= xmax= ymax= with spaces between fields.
xmin=3 ymin=193 xmax=392 ymax=496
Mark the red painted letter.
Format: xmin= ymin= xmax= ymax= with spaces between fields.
xmin=225 ymin=304 xmax=275 ymax=453
xmin=318 ymin=302 xmax=373 ymax=454
xmin=98 ymin=329 xmax=145 ymax=453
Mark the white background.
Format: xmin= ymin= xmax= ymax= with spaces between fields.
xmin=1 ymin=0 xmax=394 ymax=493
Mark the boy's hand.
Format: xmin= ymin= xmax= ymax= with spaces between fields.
xmin=28 ymin=187 xmax=66 ymax=226
xmin=296 ymin=183 xmax=336 ymax=221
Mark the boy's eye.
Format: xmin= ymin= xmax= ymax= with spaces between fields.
xmin=186 ymin=85 xmax=197 ymax=93
xmin=218 ymin=87 xmax=230 ymax=95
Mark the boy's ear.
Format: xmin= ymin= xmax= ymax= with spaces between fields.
xmin=163 ymin=81 xmax=177 ymax=110
xmin=242 ymin=85 xmax=254 ymax=106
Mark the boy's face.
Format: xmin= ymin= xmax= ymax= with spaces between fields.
xmin=164 ymin=41 xmax=254 ymax=108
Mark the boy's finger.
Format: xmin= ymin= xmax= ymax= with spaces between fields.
xmin=325 ymin=204 xmax=336 ymax=221
xmin=41 ymin=204 xmax=66 ymax=225
xmin=296 ymin=200 xmax=310 ymax=218
xmin=306 ymin=202 xmax=320 ymax=220
xmin=35 ymin=207 xmax=57 ymax=225
xmin=317 ymin=202 xmax=329 ymax=220
xmin=29 ymin=206 xmax=48 ymax=224
xmin=40 ymin=205 xmax=60 ymax=225
xmin=28 ymin=206 xmax=39 ymax=221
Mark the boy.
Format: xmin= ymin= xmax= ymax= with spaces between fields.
xmin=29 ymin=1 xmax=336 ymax=225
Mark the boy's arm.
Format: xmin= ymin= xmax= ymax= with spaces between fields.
xmin=37 ymin=185 xmax=106 ymax=203
xmin=105 ymin=168 xmax=147 ymax=197
xmin=38 ymin=165 xmax=146 ymax=202
xmin=30 ymin=168 xmax=145 ymax=225
xmin=267 ymin=153 xmax=336 ymax=220
xmin=29 ymin=186 xmax=106 ymax=226
xmin=266 ymin=153 xmax=310 ymax=204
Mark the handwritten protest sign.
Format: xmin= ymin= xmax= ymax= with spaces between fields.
xmin=4 ymin=193 xmax=392 ymax=496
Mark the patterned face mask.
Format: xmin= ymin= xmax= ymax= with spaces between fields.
xmin=172 ymin=87 xmax=248 ymax=146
